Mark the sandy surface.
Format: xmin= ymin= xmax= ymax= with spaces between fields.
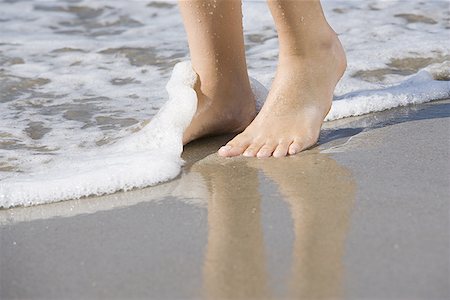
xmin=1 ymin=100 xmax=449 ymax=300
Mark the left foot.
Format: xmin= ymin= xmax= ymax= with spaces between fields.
xmin=218 ymin=33 xmax=346 ymax=158
xmin=182 ymin=76 xmax=256 ymax=145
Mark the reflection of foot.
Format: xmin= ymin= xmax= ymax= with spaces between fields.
xmin=218 ymin=34 xmax=347 ymax=158
xmin=182 ymin=78 xmax=256 ymax=145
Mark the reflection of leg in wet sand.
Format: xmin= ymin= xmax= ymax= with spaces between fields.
xmin=254 ymin=153 xmax=355 ymax=299
xmin=192 ymin=159 xmax=270 ymax=300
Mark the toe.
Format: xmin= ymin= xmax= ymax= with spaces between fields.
xmin=243 ymin=142 xmax=264 ymax=157
xmin=218 ymin=144 xmax=247 ymax=157
xmin=288 ymin=139 xmax=304 ymax=155
xmin=218 ymin=135 xmax=251 ymax=157
xmin=257 ymin=142 xmax=277 ymax=158
xmin=273 ymin=141 xmax=290 ymax=158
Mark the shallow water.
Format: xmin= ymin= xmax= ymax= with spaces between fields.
xmin=0 ymin=0 xmax=449 ymax=206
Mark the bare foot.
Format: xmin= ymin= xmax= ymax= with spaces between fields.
xmin=182 ymin=78 xmax=256 ymax=145
xmin=218 ymin=34 xmax=347 ymax=158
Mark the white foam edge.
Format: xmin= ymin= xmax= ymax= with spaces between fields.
xmin=326 ymin=71 xmax=450 ymax=121
xmin=0 ymin=61 xmax=199 ymax=208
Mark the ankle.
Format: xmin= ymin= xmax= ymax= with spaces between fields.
xmin=197 ymin=73 xmax=253 ymax=98
xmin=279 ymin=33 xmax=346 ymax=72
xmin=278 ymin=28 xmax=339 ymax=60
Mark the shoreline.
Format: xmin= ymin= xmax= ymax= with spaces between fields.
xmin=1 ymin=98 xmax=449 ymax=220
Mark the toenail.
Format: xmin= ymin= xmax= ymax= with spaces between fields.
xmin=273 ymin=152 xmax=284 ymax=158
xmin=289 ymin=146 xmax=300 ymax=155
xmin=242 ymin=149 xmax=252 ymax=156
xmin=257 ymin=151 xmax=270 ymax=158
xmin=219 ymin=145 xmax=232 ymax=152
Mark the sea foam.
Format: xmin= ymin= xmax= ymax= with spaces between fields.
xmin=0 ymin=61 xmax=269 ymax=208
xmin=0 ymin=62 xmax=198 ymax=207
xmin=0 ymin=61 xmax=448 ymax=208
xmin=326 ymin=71 xmax=450 ymax=121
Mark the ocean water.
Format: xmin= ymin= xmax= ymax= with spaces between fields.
xmin=0 ymin=0 xmax=449 ymax=207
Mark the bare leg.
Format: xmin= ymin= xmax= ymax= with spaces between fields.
xmin=179 ymin=0 xmax=256 ymax=144
xmin=218 ymin=0 xmax=346 ymax=158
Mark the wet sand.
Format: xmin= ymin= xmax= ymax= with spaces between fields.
xmin=1 ymin=100 xmax=449 ymax=300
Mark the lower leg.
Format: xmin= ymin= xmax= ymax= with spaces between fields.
xmin=179 ymin=0 xmax=255 ymax=144
xmin=219 ymin=0 xmax=346 ymax=158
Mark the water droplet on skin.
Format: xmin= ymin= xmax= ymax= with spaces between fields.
xmin=301 ymin=16 xmax=305 ymax=22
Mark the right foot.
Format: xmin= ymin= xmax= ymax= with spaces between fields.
xmin=218 ymin=33 xmax=346 ymax=158
xmin=182 ymin=77 xmax=256 ymax=145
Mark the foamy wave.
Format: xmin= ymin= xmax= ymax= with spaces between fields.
xmin=1 ymin=61 xmax=448 ymax=208
xmin=326 ymin=71 xmax=450 ymax=121
xmin=0 ymin=61 xmax=269 ymax=208
xmin=0 ymin=61 xmax=198 ymax=207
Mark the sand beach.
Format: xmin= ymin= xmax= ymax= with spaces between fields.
xmin=1 ymin=0 xmax=449 ymax=298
